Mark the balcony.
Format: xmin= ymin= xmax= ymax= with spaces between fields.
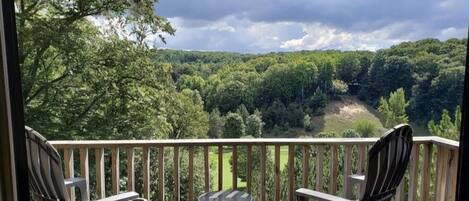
xmin=50 ymin=137 xmax=459 ymax=201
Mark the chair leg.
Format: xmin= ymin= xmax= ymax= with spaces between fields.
xmin=76 ymin=181 xmax=89 ymax=201
xmin=297 ymin=195 xmax=308 ymax=201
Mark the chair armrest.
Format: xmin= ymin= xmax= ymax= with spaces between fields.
xmin=296 ymin=188 xmax=352 ymax=201
xmin=345 ymin=174 xmax=365 ymax=199
xmin=97 ymin=192 xmax=142 ymax=201
xmin=348 ymin=174 xmax=365 ymax=183
xmin=64 ymin=178 xmax=89 ymax=201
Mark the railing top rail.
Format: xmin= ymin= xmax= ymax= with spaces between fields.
xmin=49 ymin=136 xmax=458 ymax=150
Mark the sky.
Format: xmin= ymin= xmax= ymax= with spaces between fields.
xmin=153 ymin=0 xmax=469 ymax=53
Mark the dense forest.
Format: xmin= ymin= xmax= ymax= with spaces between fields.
xmin=16 ymin=0 xmax=466 ymax=200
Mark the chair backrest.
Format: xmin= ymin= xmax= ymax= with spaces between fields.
xmin=360 ymin=124 xmax=413 ymax=201
xmin=25 ymin=126 xmax=70 ymax=201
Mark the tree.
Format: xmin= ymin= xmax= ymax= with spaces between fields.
xmin=342 ymin=129 xmax=361 ymax=138
xmin=208 ymin=109 xmax=224 ymax=138
xmin=336 ymin=54 xmax=361 ymax=86
xmin=378 ymin=88 xmax=409 ymax=128
xmin=223 ymin=112 xmax=245 ymax=138
xmin=246 ymin=114 xmax=264 ymax=137
xmin=428 ymin=106 xmax=461 ymax=140
xmin=306 ymin=88 xmax=327 ymax=115
xmin=303 ymin=114 xmax=314 ymax=132
xmin=286 ymin=103 xmax=305 ymax=127
xmin=263 ymin=100 xmax=287 ymax=128
xmin=236 ymin=104 xmax=250 ymax=122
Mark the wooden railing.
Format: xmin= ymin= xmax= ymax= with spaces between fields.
xmin=50 ymin=137 xmax=459 ymax=201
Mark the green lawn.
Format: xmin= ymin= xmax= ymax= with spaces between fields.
xmin=208 ymin=146 xmax=289 ymax=190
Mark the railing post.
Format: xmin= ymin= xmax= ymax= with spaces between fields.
xmin=420 ymin=144 xmax=432 ymax=201
xmin=246 ymin=145 xmax=252 ymax=194
xmin=288 ymin=144 xmax=295 ymax=201
xmin=446 ymin=149 xmax=459 ymax=201
xmin=329 ymin=145 xmax=338 ymax=194
xmin=218 ymin=145 xmax=223 ymax=191
xmin=260 ymin=145 xmax=267 ymax=201
xmin=111 ymin=147 xmax=120 ymax=195
xmin=95 ymin=148 xmax=105 ymax=199
xmin=315 ymin=145 xmax=324 ymax=191
xmin=204 ymin=146 xmax=210 ymax=193
xmin=232 ymin=145 xmax=238 ymax=190
xmin=188 ymin=146 xmax=194 ymax=201
xmin=274 ymin=145 xmax=281 ymax=201
xmin=173 ymin=146 xmax=180 ymax=201
xmin=344 ymin=145 xmax=352 ymax=198
xmin=436 ymin=146 xmax=450 ymax=201
xmin=126 ymin=147 xmax=135 ymax=192
xmin=143 ymin=147 xmax=150 ymax=200
xmin=302 ymin=145 xmax=309 ymax=188
xmin=408 ymin=144 xmax=420 ymax=201
xmin=158 ymin=146 xmax=165 ymax=201
xmin=79 ymin=148 xmax=89 ymax=200
xmin=64 ymin=149 xmax=75 ymax=200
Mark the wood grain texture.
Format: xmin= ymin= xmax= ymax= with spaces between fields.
xmin=329 ymin=145 xmax=338 ymax=194
xmin=79 ymin=148 xmax=89 ymax=199
xmin=408 ymin=144 xmax=420 ymax=201
xmin=232 ymin=145 xmax=238 ymax=189
xmin=420 ymin=144 xmax=432 ymax=201
xmin=274 ymin=145 xmax=280 ymax=201
xmin=95 ymin=148 xmax=105 ymax=199
xmin=302 ymin=145 xmax=310 ymax=188
xmin=111 ymin=147 xmax=120 ymax=195
xmin=173 ymin=146 xmax=180 ymax=201
xmin=188 ymin=146 xmax=194 ymax=201
xmin=246 ymin=145 xmax=252 ymax=194
xmin=63 ymin=149 xmax=75 ymax=200
xmin=126 ymin=147 xmax=135 ymax=192
xmin=315 ymin=145 xmax=324 ymax=191
xmin=143 ymin=147 xmax=150 ymax=199
xmin=288 ymin=145 xmax=295 ymax=201
xmin=204 ymin=146 xmax=210 ymax=193
xmin=260 ymin=145 xmax=267 ymax=201
xmin=158 ymin=146 xmax=165 ymax=201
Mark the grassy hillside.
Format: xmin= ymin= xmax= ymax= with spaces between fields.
xmin=311 ymin=96 xmax=386 ymax=135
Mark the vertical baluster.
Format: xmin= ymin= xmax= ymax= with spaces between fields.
xmin=436 ymin=146 xmax=449 ymax=201
xmin=302 ymin=145 xmax=309 ymax=188
xmin=79 ymin=148 xmax=89 ymax=199
xmin=358 ymin=145 xmax=366 ymax=195
xmin=246 ymin=145 xmax=252 ymax=194
xmin=64 ymin=149 xmax=75 ymax=200
xmin=111 ymin=147 xmax=120 ymax=195
xmin=316 ymin=145 xmax=324 ymax=191
xmin=174 ymin=146 xmax=180 ymax=201
xmin=260 ymin=145 xmax=266 ymax=201
xmin=446 ymin=150 xmax=459 ymax=201
xmin=288 ymin=144 xmax=295 ymax=201
xmin=95 ymin=148 xmax=105 ymax=199
xmin=204 ymin=146 xmax=210 ymax=193
xmin=420 ymin=144 xmax=432 ymax=201
xmin=158 ymin=146 xmax=165 ymax=201
xmin=189 ymin=146 xmax=194 ymax=201
xmin=143 ymin=147 xmax=150 ymax=199
xmin=344 ymin=145 xmax=352 ymax=198
xmin=396 ymin=182 xmax=404 ymax=201
xmin=274 ymin=145 xmax=280 ymax=201
xmin=329 ymin=145 xmax=338 ymax=194
xmin=408 ymin=144 xmax=420 ymax=201
xmin=218 ymin=145 xmax=223 ymax=191
xmin=232 ymin=145 xmax=238 ymax=189
xmin=126 ymin=147 xmax=135 ymax=192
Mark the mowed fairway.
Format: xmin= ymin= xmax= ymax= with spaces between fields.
xmin=208 ymin=146 xmax=289 ymax=190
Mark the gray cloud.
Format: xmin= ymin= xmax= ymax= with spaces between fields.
xmin=154 ymin=0 xmax=469 ymax=53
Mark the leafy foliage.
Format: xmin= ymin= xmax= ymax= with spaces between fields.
xmin=428 ymin=106 xmax=461 ymax=140
xmin=378 ymin=88 xmax=410 ymax=128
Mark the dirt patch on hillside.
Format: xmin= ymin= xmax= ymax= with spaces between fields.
xmin=326 ymin=98 xmax=369 ymax=120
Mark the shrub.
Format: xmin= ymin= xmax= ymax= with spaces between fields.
xmin=353 ymin=120 xmax=378 ymax=137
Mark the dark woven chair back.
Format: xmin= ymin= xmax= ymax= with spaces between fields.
xmin=361 ymin=124 xmax=413 ymax=201
xmin=25 ymin=126 xmax=70 ymax=201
